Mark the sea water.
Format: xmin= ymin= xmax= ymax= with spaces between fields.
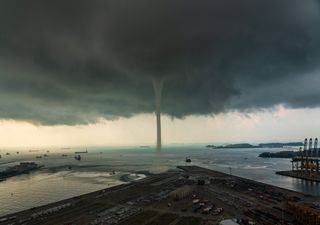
xmin=0 ymin=145 xmax=319 ymax=216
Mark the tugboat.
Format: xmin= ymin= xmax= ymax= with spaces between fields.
xmin=74 ymin=155 xmax=81 ymax=161
xmin=185 ymin=157 xmax=192 ymax=163
xmin=0 ymin=162 xmax=44 ymax=180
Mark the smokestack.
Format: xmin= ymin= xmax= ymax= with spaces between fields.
xmin=299 ymin=147 xmax=302 ymax=157
xmin=309 ymin=138 xmax=313 ymax=157
xmin=314 ymin=138 xmax=318 ymax=157
xmin=153 ymin=78 xmax=164 ymax=152
xmin=304 ymin=138 xmax=308 ymax=156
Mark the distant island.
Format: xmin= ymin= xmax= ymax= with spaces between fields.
xmin=206 ymin=142 xmax=303 ymax=149
xmin=259 ymin=151 xmax=299 ymax=158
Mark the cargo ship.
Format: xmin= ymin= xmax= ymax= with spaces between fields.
xmin=74 ymin=149 xmax=88 ymax=154
xmin=0 ymin=162 xmax=44 ymax=180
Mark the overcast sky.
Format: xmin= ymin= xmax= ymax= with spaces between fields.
xmin=0 ymin=0 xmax=320 ymax=147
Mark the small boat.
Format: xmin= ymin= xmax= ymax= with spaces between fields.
xmin=186 ymin=157 xmax=192 ymax=163
xmin=36 ymin=156 xmax=42 ymax=159
xmin=6 ymin=153 xmax=10 ymax=156
xmin=61 ymin=154 xmax=68 ymax=157
xmin=74 ymin=155 xmax=81 ymax=161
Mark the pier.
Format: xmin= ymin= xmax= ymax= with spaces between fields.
xmin=277 ymin=138 xmax=320 ymax=182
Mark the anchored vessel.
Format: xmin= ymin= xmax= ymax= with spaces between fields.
xmin=0 ymin=162 xmax=44 ymax=180
xmin=74 ymin=149 xmax=88 ymax=154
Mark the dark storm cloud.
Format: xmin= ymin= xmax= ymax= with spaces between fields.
xmin=0 ymin=0 xmax=320 ymax=124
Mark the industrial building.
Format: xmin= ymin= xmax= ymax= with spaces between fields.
xmin=169 ymin=185 xmax=194 ymax=200
xmin=287 ymin=202 xmax=320 ymax=225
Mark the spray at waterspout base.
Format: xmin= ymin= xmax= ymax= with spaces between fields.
xmin=150 ymin=151 xmax=169 ymax=173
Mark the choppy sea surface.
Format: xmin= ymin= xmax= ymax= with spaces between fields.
xmin=0 ymin=145 xmax=319 ymax=216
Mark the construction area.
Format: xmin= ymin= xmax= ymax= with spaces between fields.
xmin=0 ymin=166 xmax=319 ymax=225
xmin=277 ymin=138 xmax=320 ymax=182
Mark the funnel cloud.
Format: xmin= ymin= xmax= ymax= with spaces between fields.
xmin=0 ymin=0 xmax=320 ymax=128
xmin=153 ymin=78 xmax=164 ymax=151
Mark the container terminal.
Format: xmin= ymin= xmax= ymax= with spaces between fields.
xmin=277 ymin=138 xmax=320 ymax=182
xmin=0 ymin=166 xmax=319 ymax=225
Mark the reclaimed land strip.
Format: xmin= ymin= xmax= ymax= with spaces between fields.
xmin=0 ymin=166 xmax=319 ymax=225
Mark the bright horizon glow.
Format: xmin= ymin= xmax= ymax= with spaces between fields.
xmin=0 ymin=105 xmax=319 ymax=149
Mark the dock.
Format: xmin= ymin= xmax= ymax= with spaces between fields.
xmin=278 ymin=138 xmax=320 ymax=182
